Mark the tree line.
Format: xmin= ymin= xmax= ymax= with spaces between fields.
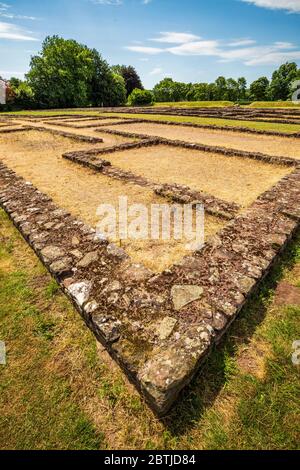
xmin=152 ymin=62 xmax=300 ymax=103
xmin=1 ymin=35 xmax=299 ymax=110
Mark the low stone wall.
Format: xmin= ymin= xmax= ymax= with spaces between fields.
xmin=45 ymin=119 xmax=144 ymax=129
xmin=155 ymin=183 xmax=240 ymax=220
xmin=96 ymin=128 xmax=299 ymax=167
xmin=1 ymin=159 xmax=299 ymax=415
xmin=63 ymin=147 xmax=239 ymax=219
xmin=0 ymin=125 xmax=104 ymax=144
xmin=99 ymin=116 xmax=300 ymax=139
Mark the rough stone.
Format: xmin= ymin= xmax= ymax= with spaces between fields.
xmin=156 ymin=317 xmax=178 ymax=340
xmin=68 ymin=281 xmax=92 ymax=307
xmin=50 ymin=257 xmax=73 ymax=276
xmin=40 ymin=245 xmax=66 ymax=262
xmin=77 ymin=251 xmax=98 ymax=268
xmin=171 ymin=285 xmax=204 ymax=310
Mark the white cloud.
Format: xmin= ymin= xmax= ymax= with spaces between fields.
xmin=240 ymin=0 xmax=300 ymax=13
xmin=168 ymin=40 xmax=221 ymax=56
xmin=126 ymin=30 xmax=300 ymax=67
xmin=0 ymin=2 xmax=38 ymax=20
xmin=126 ymin=45 xmax=163 ymax=54
xmin=151 ymin=31 xmax=201 ymax=44
xmin=149 ymin=67 xmax=163 ymax=75
xmin=0 ymin=21 xmax=38 ymax=41
xmin=228 ymin=38 xmax=257 ymax=46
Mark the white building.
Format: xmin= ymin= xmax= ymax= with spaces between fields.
xmin=0 ymin=79 xmax=6 ymax=105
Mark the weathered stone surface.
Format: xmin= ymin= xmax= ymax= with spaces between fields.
xmin=156 ymin=317 xmax=177 ymax=340
xmin=121 ymin=263 xmax=153 ymax=284
xmin=171 ymin=285 xmax=204 ymax=310
xmin=70 ymin=249 xmax=83 ymax=259
xmin=40 ymin=245 xmax=65 ymax=262
xmin=50 ymin=257 xmax=73 ymax=276
xmin=106 ymin=280 xmax=123 ymax=292
xmin=68 ymin=281 xmax=92 ymax=307
xmin=77 ymin=251 xmax=98 ymax=268
xmin=85 ymin=300 xmax=99 ymax=314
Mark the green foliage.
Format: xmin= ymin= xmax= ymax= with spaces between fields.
xmin=128 ymin=88 xmax=153 ymax=106
xmin=269 ymin=62 xmax=299 ymax=101
xmin=27 ymin=36 xmax=95 ymax=108
xmin=250 ymin=77 xmax=270 ymax=101
xmin=112 ymin=65 xmax=143 ymax=97
xmin=11 ymin=80 xmax=36 ymax=109
xmin=152 ymin=63 xmax=299 ymax=104
xmin=26 ymin=36 xmax=126 ymax=109
xmin=153 ymin=78 xmax=189 ymax=102
xmin=105 ymin=73 xmax=127 ymax=106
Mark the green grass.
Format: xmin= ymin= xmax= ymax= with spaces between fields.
xmin=0 ymin=208 xmax=299 ymax=450
xmin=100 ymin=112 xmax=300 ymax=134
xmin=153 ymin=101 xmax=234 ymax=108
xmin=248 ymin=101 xmax=300 ymax=108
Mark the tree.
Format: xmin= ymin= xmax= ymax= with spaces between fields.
xmin=89 ymin=49 xmax=119 ymax=106
xmin=269 ymin=62 xmax=298 ymax=101
xmin=214 ymin=76 xmax=228 ymax=100
xmin=27 ymin=36 xmax=95 ymax=108
xmin=153 ymin=78 xmax=188 ymax=102
xmin=237 ymin=77 xmax=247 ymax=100
xmin=249 ymin=76 xmax=270 ymax=101
xmin=105 ymin=73 xmax=127 ymax=106
xmin=10 ymin=80 xmax=36 ymax=109
xmin=112 ymin=65 xmax=143 ymax=97
xmin=226 ymin=78 xmax=239 ymax=101
xmin=128 ymin=88 xmax=153 ymax=106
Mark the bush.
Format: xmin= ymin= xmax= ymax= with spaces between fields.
xmin=128 ymin=88 xmax=153 ymax=106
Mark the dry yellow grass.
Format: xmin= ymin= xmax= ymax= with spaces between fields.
xmin=9 ymin=119 xmax=135 ymax=146
xmin=101 ymin=145 xmax=291 ymax=207
xmin=51 ymin=118 xmax=129 ymax=127
xmin=101 ymin=122 xmax=300 ymax=159
xmin=0 ymin=130 xmax=224 ymax=271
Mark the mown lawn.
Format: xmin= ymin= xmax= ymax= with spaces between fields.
xmin=3 ymin=109 xmax=300 ymax=133
xmin=153 ymin=101 xmax=234 ymax=108
xmin=0 ymin=208 xmax=299 ymax=450
xmin=100 ymin=112 xmax=300 ymax=134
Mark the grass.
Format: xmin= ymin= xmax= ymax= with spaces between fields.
xmin=0 ymin=207 xmax=299 ymax=450
xmin=100 ymin=112 xmax=300 ymax=134
xmin=248 ymin=101 xmax=300 ymax=108
xmin=153 ymin=101 xmax=234 ymax=108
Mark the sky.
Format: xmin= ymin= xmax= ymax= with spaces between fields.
xmin=0 ymin=0 xmax=300 ymax=88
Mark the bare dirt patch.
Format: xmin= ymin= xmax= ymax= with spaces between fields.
xmin=102 ymin=122 xmax=300 ymax=159
xmin=54 ymin=118 xmax=130 ymax=128
xmin=9 ymin=119 xmax=136 ymax=147
xmin=100 ymin=145 xmax=291 ymax=207
xmin=0 ymin=131 xmax=224 ymax=271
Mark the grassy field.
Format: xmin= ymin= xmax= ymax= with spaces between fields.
xmin=153 ymin=101 xmax=234 ymax=108
xmin=248 ymin=101 xmax=300 ymax=108
xmin=101 ymin=112 xmax=300 ymax=134
xmin=0 ymin=208 xmax=299 ymax=450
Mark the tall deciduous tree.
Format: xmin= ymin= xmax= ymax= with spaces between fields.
xmin=27 ymin=36 xmax=95 ymax=108
xmin=269 ymin=62 xmax=298 ymax=101
xmin=250 ymin=77 xmax=270 ymax=101
xmin=112 ymin=65 xmax=143 ymax=97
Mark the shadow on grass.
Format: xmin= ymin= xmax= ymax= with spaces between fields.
xmin=161 ymin=231 xmax=300 ymax=437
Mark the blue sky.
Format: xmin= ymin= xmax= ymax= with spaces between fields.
xmin=0 ymin=0 xmax=299 ymax=88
